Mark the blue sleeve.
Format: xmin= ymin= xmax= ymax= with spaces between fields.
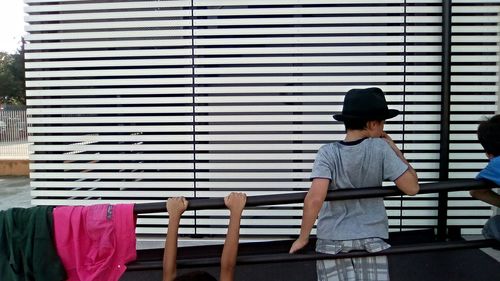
xmin=310 ymin=145 xmax=333 ymax=180
xmin=476 ymin=157 xmax=500 ymax=186
xmin=381 ymin=141 xmax=409 ymax=182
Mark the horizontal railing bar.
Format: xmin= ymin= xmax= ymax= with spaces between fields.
xmin=133 ymin=179 xmax=491 ymax=214
xmin=126 ymin=239 xmax=499 ymax=270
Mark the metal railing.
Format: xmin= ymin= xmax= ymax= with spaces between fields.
xmin=128 ymin=179 xmax=499 ymax=271
xmin=0 ymin=109 xmax=30 ymax=159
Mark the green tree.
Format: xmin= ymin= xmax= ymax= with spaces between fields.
xmin=0 ymin=39 xmax=25 ymax=106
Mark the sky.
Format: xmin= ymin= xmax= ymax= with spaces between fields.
xmin=0 ymin=0 xmax=26 ymax=54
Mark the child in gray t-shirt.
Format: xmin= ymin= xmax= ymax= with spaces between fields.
xmin=289 ymin=88 xmax=420 ymax=281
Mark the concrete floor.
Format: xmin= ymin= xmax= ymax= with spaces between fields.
xmin=0 ymin=176 xmax=31 ymax=210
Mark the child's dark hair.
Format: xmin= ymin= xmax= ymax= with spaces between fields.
xmin=477 ymin=114 xmax=500 ymax=157
xmin=343 ymin=118 xmax=383 ymax=130
xmin=174 ymin=271 xmax=217 ymax=281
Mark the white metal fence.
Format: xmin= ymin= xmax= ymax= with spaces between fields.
xmin=0 ymin=109 xmax=29 ymax=160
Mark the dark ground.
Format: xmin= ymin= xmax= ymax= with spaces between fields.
xmin=122 ymin=230 xmax=500 ymax=281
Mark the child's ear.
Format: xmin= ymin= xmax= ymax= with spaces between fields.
xmin=486 ymin=153 xmax=494 ymax=160
xmin=367 ymin=120 xmax=378 ymax=130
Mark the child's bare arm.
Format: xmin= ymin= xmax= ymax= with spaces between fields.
xmin=470 ymin=189 xmax=500 ymax=208
xmin=289 ymin=178 xmax=329 ymax=253
xmin=163 ymin=197 xmax=188 ymax=281
xmin=220 ymin=192 xmax=247 ymax=281
xmin=381 ymin=132 xmax=420 ymax=196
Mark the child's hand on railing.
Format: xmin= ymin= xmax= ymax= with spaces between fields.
xmin=166 ymin=197 xmax=188 ymax=219
xmin=224 ymin=192 xmax=247 ymax=215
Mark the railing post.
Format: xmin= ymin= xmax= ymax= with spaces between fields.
xmin=438 ymin=0 xmax=452 ymax=241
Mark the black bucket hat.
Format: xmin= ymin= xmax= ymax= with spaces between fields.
xmin=333 ymin=87 xmax=399 ymax=121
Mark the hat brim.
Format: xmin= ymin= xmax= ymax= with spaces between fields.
xmin=333 ymin=109 xmax=399 ymax=122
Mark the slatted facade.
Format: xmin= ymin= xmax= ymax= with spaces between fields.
xmin=24 ymin=0 xmax=499 ymax=238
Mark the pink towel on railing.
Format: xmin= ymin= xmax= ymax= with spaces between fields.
xmin=53 ymin=204 xmax=137 ymax=281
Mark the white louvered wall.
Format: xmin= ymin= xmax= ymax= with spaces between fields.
xmin=24 ymin=0 xmax=499 ymax=238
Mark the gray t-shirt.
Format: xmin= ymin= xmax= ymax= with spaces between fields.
xmin=311 ymin=137 xmax=408 ymax=240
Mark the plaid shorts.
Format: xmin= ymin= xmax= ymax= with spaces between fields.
xmin=316 ymin=238 xmax=390 ymax=281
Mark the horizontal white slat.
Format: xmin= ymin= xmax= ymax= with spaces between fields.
xmin=452 ymin=45 xmax=499 ymax=52
xmin=451 ymin=34 xmax=500 ymax=43
xmin=195 ymin=125 xmax=339 ymax=132
xmin=30 ymin=162 xmax=194 ymax=170
xmin=25 ymin=1 xmax=190 ymax=12
xmin=195 ymin=46 xmax=404 ymax=56
xmin=450 ymin=124 xmax=490 ymax=132
xmin=196 ymin=163 xmax=312 ymax=170
xmin=26 ymin=68 xmax=192 ymax=78
xmin=29 ymin=154 xmax=195 ymax=161
xmin=196 ymin=57 xmax=405 ymax=67
xmin=452 ymin=16 xmax=500 ymax=24
xmin=449 ymin=153 xmax=488 ymax=160
xmin=451 ymin=104 xmax=497 ymax=112
xmin=25 ymin=49 xmax=192 ymax=59
xmin=30 ymin=190 xmax=194 ymax=198
xmin=449 ymin=172 xmax=482 ymax=179
xmin=195 ymin=115 xmax=335 ymax=123
xmin=31 ymin=181 xmax=194 ymax=189
xmin=450 ymin=113 xmax=495 ymax=121
xmin=451 ymin=75 xmax=499 ymax=83
xmin=451 ymin=65 xmax=498 ymax=72
xmin=26 ymin=30 xmax=191 ymax=41
xmin=30 ymin=199 xmax=174 ymax=206
xmin=26 ymin=78 xmax=192 ymax=87
xmin=26 ymin=59 xmax=191 ymax=69
xmin=450 ymin=162 xmax=487 ymax=170
xmin=28 ymin=116 xmax=193 ymax=124
xmin=453 ymin=25 xmax=498 ymax=33
xmin=28 ymin=97 xmax=192 ymax=106
xmin=30 ymin=172 xmax=194 ymax=179
xmin=196 ymin=105 xmax=338 ymax=113
xmin=195 ymin=85 xmax=405 ymax=94
xmin=194 ymin=0 xmax=403 ymax=6
xmin=195 ymin=76 xmax=405 ymax=84
xmin=195 ymin=143 xmax=323 ymax=150
xmin=26 ymin=20 xmax=192 ymax=32
xmin=28 ymin=135 xmax=193 ymax=142
xmin=27 ymin=106 xmax=192 ymax=115
xmin=28 ymin=125 xmax=193 ymax=133
xmin=406 ymin=35 xmax=441 ymax=43
xmin=194 ymin=16 xmax=403 ymax=26
xmin=453 ymin=5 xmax=500 ymax=13
xmin=194 ymin=26 xmax=403 ymax=36
xmin=31 ymin=144 xmax=194 ymax=152
xmin=196 ymin=95 xmax=347 ymax=103
xmin=196 ymin=37 xmax=404 ymax=46
xmin=187 ymin=133 xmax=419 ymax=142
xmin=25 ymin=10 xmax=191 ymax=22
xmin=195 ymin=65 xmax=404 ymax=75
xmin=452 ymin=55 xmax=499 ymax=63
xmin=26 ymin=40 xmax=191 ymax=51
xmin=196 ymin=181 xmax=309 ymax=189
xmin=26 ymin=87 xmax=192 ymax=97
xmin=193 ymin=7 xmax=403 ymax=16
xmin=450 ymin=85 xmax=498 ymax=92
xmin=195 ymin=153 xmax=317 ymax=161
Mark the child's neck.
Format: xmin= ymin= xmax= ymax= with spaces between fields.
xmin=344 ymin=129 xmax=370 ymax=142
